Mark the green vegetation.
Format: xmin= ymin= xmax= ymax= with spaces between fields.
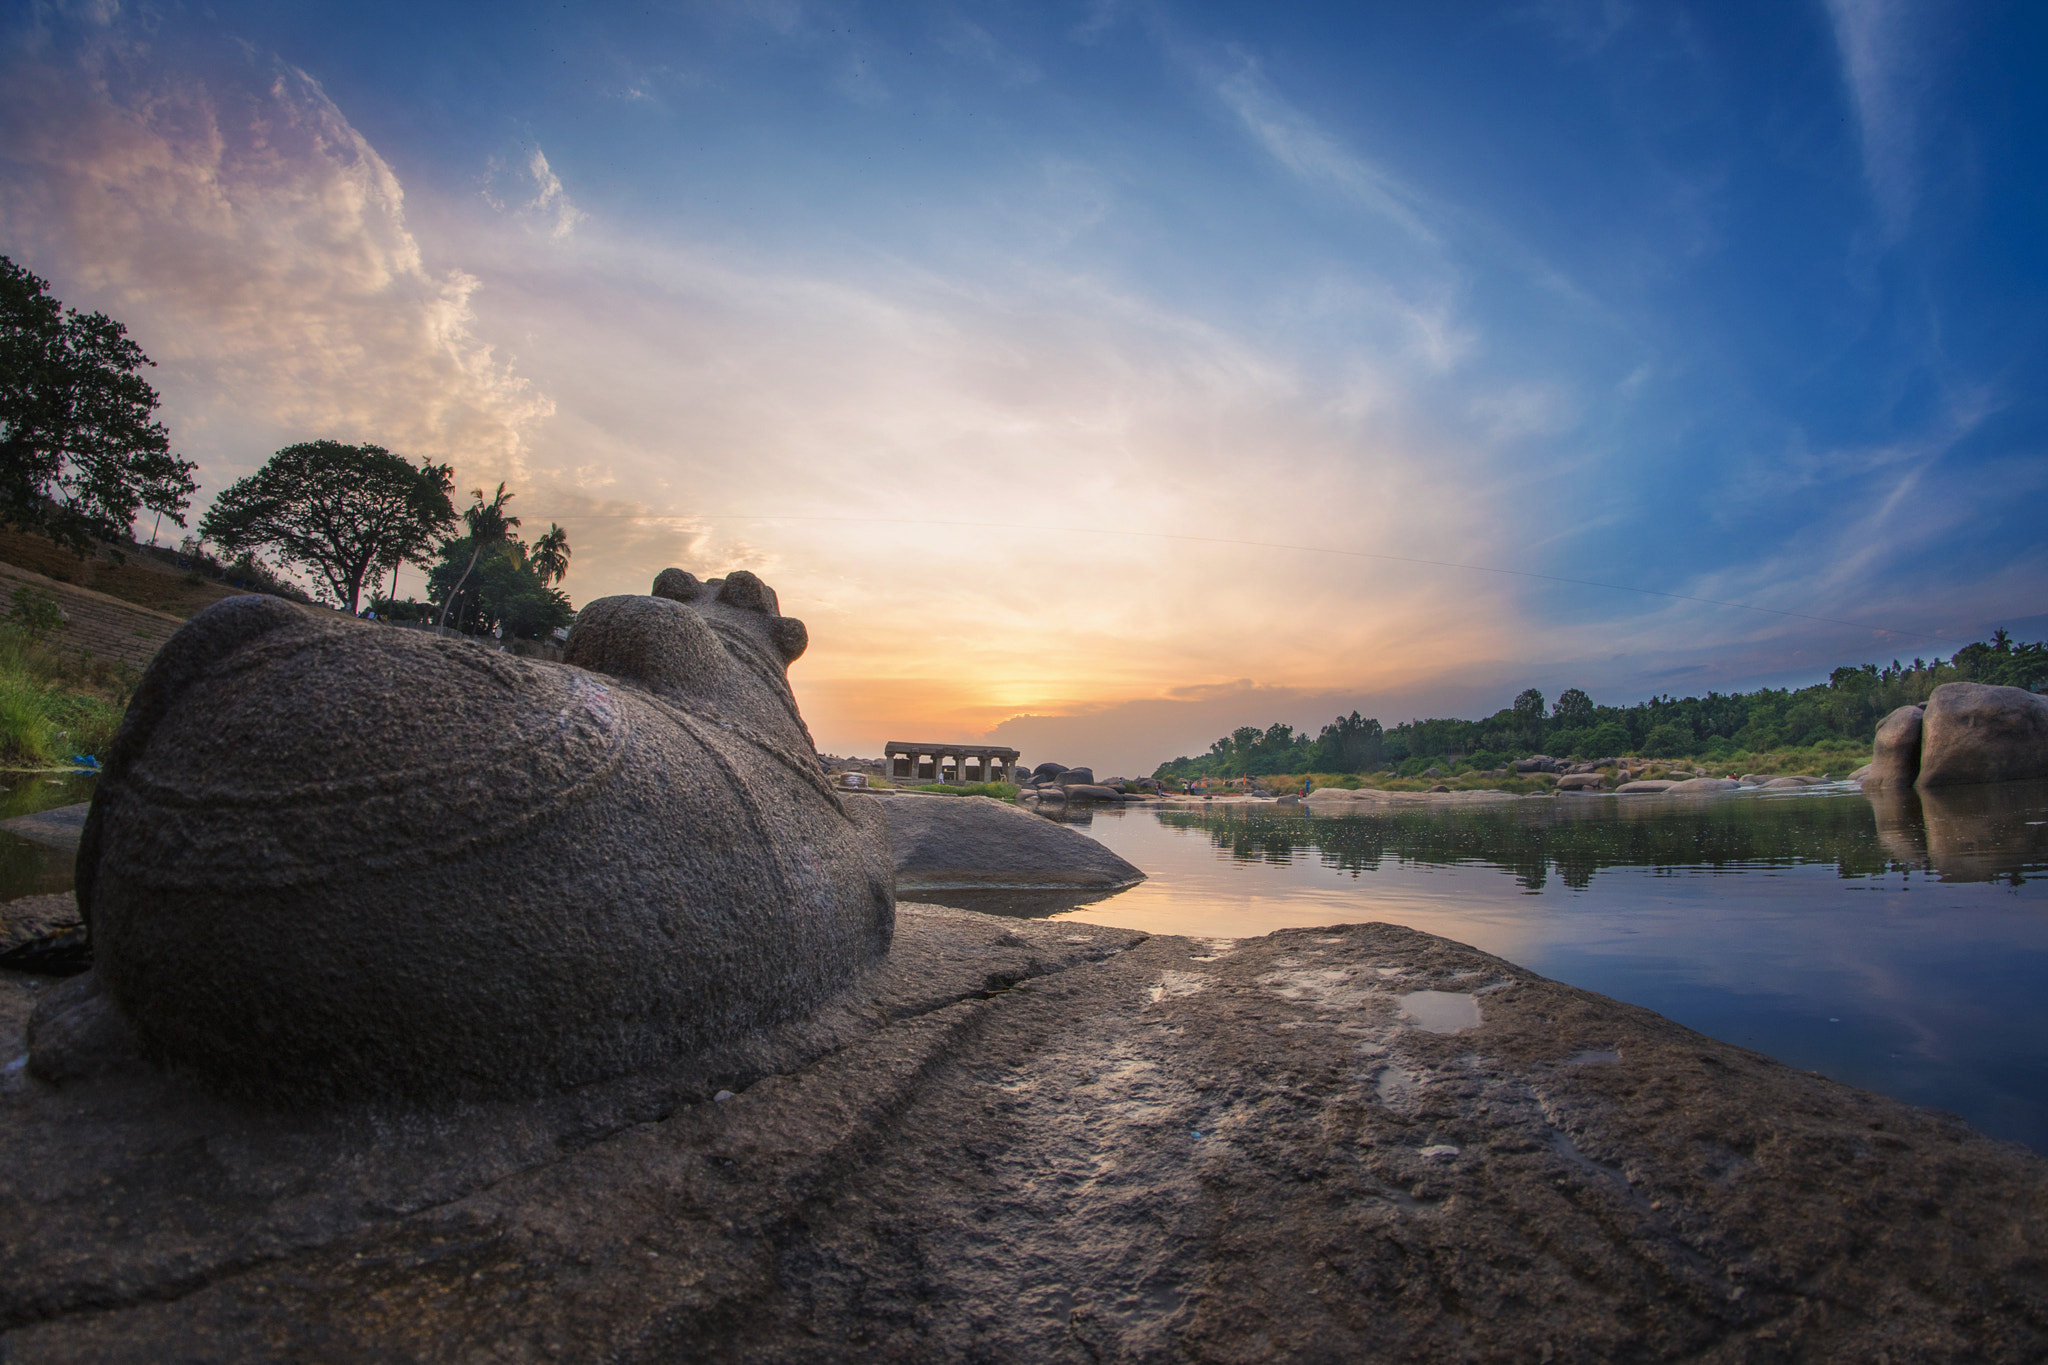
xmin=0 ymin=612 xmax=138 ymax=768
xmin=200 ymin=440 xmax=458 ymax=612
xmin=374 ymin=484 xmax=573 ymax=641
xmin=912 ymin=781 xmax=1020 ymax=800
xmin=1 ymin=256 xmax=198 ymax=554
xmin=1154 ymin=633 xmax=2046 ymax=782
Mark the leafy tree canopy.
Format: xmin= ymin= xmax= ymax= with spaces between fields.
xmin=0 ymin=256 xmax=198 ymax=553
xmin=198 ymin=441 xmax=456 ymax=612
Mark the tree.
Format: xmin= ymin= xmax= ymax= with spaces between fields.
xmin=1 ymin=256 xmax=198 ymax=553
xmin=531 ymin=523 xmax=571 ymax=586
xmin=199 ymin=441 xmax=457 ymax=612
xmin=424 ymin=529 xmax=572 ymax=640
xmin=1512 ymin=687 xmax=1547 ymax=748
xmin=1552 ymin=688 xmax=1594 ymax=727
xmin=436 ymin=484 xmax=519 ymax=629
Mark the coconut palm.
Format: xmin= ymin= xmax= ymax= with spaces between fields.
xmin=531 ymin=523 xmax=571 ymax=587
xmin=435 ymin=483 xmax=520 ymax=630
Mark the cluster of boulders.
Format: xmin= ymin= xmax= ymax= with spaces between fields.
xmin=1016 ymin=762 xmax=1158 ymax=803
xmin=1863 ymin=682 xmax=2048 ymax=789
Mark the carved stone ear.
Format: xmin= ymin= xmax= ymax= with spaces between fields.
xmin=715 ymin=570 xmax=780 ymax=616
xmin=769 ymin=616 xmax=808 ymax=663
xmin=651 ymin=569 xmax=706 ymax=602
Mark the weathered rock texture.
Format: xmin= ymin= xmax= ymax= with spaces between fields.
xmin=65 ymin=570 xmax=894 ymax=1105
xmin=4 ymin=907 xmax=2045 ymax=1361
xmin=1917 ymin=682 xmax=2048 ymax=789
xmin=1867 ymin=703 xmax=1925 ymax=787
xmin=877 ymin=793 xmax=1144 ymax=893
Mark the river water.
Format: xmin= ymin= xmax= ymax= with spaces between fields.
xmin=1042 ymin=781 xmax=2048 ymax=1152
xmin=8 ymin=773 xmax=2047 ymax=1151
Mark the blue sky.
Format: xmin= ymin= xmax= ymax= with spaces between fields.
xmin=3 ymin=0 xmax=2043 ymax=772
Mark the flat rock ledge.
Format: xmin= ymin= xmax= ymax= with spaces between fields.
xmin=4 ymin=907 xmax=2046 ymax=1362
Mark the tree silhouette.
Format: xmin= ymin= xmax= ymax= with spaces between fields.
xmin=200 ymin=442 xmax=456 ymax=612
xmin=1 ymin=256 xmax=197 ymax=553
xmin=436 ymin=484 xmax=520 ymax=629
xmin=531 ymin=523 xmax=571 ymax=586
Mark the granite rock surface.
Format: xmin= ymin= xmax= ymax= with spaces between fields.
xmin=1916 ymin=682 xmax=2048 ymax=789
xmin=1867 ymin=703 xmax=1926 ymax=788
xmin=5 ymin=907 xmax=2044 ymax=1362
xmin=877 ymin=793 xmax=1144 ymax=893
xmin=68 ymin=571 xmax=894 ymax=1106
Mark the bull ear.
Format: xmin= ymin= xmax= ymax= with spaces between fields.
xmin=769 ymin=616 xmax=808 ymax=663
xmin=715 ymin=570 xmax=780 ymax=615
xmin=651 ymin=569 xmax=705 ymax=602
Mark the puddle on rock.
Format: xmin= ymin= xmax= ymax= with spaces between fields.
xmin=1397 ymin=990 xmax=1482 ymax=1034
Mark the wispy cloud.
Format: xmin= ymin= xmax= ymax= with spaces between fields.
xmin=1823 ymin=0 xmax=1922 ymax=238
xmin=1213 ymin=57 xmax=1439 ymax=247
xmin=525 ymin=148 xmax=587 ymax=241
xmin=0 ymin=39 xmax=550 ymax=499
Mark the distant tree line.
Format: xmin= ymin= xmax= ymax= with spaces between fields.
xmin=1152 ymin=632 xmax=2048 ymax=781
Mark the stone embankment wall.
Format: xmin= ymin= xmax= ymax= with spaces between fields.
xmin=0 ymin=562 xmax=200 ymax=672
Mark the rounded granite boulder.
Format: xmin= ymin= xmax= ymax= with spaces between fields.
xmin=1865 ymin=703 xmax=1925 ymax=788
xmin=1915 ymin=682 xmax=2048 ymax=789
xmin=63 ymin=570 xmax=895 ymax=1105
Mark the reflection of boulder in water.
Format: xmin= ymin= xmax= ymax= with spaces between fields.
xmin=1865 ymin=779 xmax=2048 ymax=882
xmin=54 ymin=571 xmax=896 ymax=1104
xmin=1920 ymin=779 xmax=2048 ymax=882
xmin=1865 ymin=785 xmax=1929 ymax=867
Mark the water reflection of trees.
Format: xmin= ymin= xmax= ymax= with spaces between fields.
xmin=1152 ymin=781 xmax=2048 ymax=890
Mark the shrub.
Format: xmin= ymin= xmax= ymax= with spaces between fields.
xmin=1641 ymin=722 xmax=1694 ymax=758
xmin=7 ymin=586 xmax=63 ymax=642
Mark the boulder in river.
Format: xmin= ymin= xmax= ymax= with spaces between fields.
xmin=1555 ymin=773 xmax=1608 ymax=792
xmin=1614 ymin=779 xmax=1676 ymax=793
xmin=1057 ymin=765 xmax=1096 ymax=786
xmin=60 ymin=572 xmax=895 ymax=1105
xmin=1865 ymin=704 xmax=1925 ymax=787
xmin=1916 ymin=682 xmax=2048 ymax=789
xmin=1662 ymin=777 xmax=1739 ymax=794
xmin=874 ymin=793 xmax=1143 ymax=893
xmin=1064 ymin=783 xmax=1124 ymax=802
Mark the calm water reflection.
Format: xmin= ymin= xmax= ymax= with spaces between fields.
xmin=0 ymin=773 xmax=95 ymax=903
xmin=1049 ymin=782 xmax=2048 ymax=1151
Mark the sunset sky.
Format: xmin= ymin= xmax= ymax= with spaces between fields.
xmin=4 ymin=1 xmax=2044 ymax=775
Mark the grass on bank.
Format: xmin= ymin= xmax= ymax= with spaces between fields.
xmin=910 ymin=781 xmax=1020 ymax=800
xmin=0 ymin=616 xmax=137 ymax=769
xmin=1176 ymin=738 xmax=1874 ymax=797
xmin=1277 ymin=740 xmax=1875 ymax=794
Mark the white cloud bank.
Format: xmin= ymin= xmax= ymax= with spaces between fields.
xmin=0 ymin=36 xmax=551 ymax=504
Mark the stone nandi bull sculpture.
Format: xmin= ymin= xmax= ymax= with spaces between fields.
xmin=64 ymin=569 xmax=894 ymax=1103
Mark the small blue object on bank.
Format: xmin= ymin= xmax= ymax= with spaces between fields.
xmin=69 ymin=755 xmax=100 ymax=772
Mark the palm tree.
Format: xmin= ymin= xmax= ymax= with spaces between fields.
xmin=531 ymin=523 xmax=571 ymax=587
xmin=436 ymin=483 xmax=520 ymax=630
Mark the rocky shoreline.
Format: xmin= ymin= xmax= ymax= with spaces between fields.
xmin=6 ymin=904 xmax=2045 ymax=1360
